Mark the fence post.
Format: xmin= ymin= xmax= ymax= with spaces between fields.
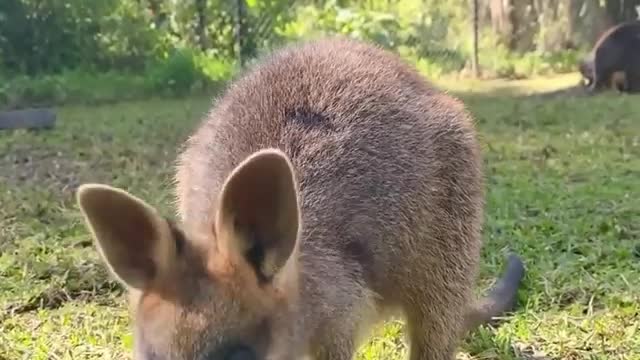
xmin=471 ymin=0 xmax=480 ymax=78
xmin=234 ymin=0 xmax=247 ymax=67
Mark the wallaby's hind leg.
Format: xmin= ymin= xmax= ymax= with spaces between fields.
xmin=405 ymin=253 xmax=525 ymax=360
xmin=314 ymin=336 xmax=355 ymax=360
xmin=405 ymin=282 xmax=465 ymax=360
xmin=405 ymin=303 xmax=463 ymax=360
xmin=313 ymin=322 xmax=358 ymax=360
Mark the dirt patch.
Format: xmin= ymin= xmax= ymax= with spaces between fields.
xmin=0 ymin=144 xmax=102 ymax=195
xmin=513 ymin=343 xmax=553 ymax=360
xmin=529 ymin=82 xmax=640 ymax=100
xmin=3 ymin=280 xmax=122 ymax=316
xmin=529 ymin=84 xmax=591 ymax=99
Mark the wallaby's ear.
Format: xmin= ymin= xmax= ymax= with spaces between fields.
xmin=76 ymin=184 xmax=176 ymax=291
xmin=215 ymin=148 xmax=300 ymax=282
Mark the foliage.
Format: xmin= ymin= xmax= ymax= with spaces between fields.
xmin=0 ymin=0 xmax=166 ymax=75
xmin=147 ymin=48 xmax=206 ymax=96
xmin=0 ymin=0 xmax=631 ymax=106
xmin=0 ymin=57 xmax=233 ymax=109
xmin=278 ymin=0 xmax=469 ymax=74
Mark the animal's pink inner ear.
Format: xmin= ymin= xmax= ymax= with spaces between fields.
xmin=216 ymin=149 xmax=300 ymax=280
xmin=77 ymin=184 xmax=174 ymax=290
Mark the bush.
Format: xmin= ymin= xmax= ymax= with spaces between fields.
xmin=1 ymin=75 xmax=66 ymax=108
xmin=0 ymin=53 xmax=235 ymax=109
xmin=0 ymin=72 xmax=151 ymax=109
xmin=0 ymin=0 xmax=164 ymax=75
xmin=146 ymin=48 xmax=238 ymax=97
xmin=147 ymin=49 xmax=205 ymax=96
xmin=194 ymin=54 xmax=238 ymax=82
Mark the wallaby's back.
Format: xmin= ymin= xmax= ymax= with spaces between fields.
xmin=178 ymin=36 xmax=481 ymax=303
xmin=177 ymin=39 xmax=483 ymax=254
xmin=585 ymin=20 xmax=640 ymax=92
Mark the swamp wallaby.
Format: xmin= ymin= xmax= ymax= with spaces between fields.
xmin=579 ymin=20 xmax=640 ymax=93
xmin=76 ymin=37 xmax=525 ymax=360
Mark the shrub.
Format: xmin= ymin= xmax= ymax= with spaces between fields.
xmin=147 ymin=48 xmax=207 ymax=96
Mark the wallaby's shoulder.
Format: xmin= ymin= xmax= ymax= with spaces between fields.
xmin=180 ymin=37 xmax=475 ymax=167
xmin=211 ymin=36 xmax=472 ymax=136
xmin=223 ymin=36 xmax=439 ymax=104
xmin=175 ymin=37 xmax=477 ymax=225
xmin=595 ymin=20 xmax=640 ymax=48
xmin=248 ymin=36 xmax=420 ymax=76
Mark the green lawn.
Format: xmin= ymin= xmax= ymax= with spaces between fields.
xmin=1 ymin=75 xmax=639 ymax=359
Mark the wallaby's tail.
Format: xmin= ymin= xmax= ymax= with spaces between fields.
xmin=462 ymin=253 xmax=525 ymax=334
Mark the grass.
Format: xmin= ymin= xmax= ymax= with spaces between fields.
xmin=1 ymin=74 xmax=639 ymax=359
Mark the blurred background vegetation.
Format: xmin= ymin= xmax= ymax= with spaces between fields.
xmin=1 ymin=0 xmax=639 ymax=108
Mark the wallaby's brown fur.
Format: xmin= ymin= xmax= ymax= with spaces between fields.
xmin=77 ymin=37 xmax=525 ymax=360
xmin=579 ymin=20 xmax=640 ymax=93
xmin=610 ymin=71 xmax=627 ymax=92
xmin=580 ymin=60 xmax=628 ymax=92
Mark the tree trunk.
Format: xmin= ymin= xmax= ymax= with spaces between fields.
xmin=195 ymin=0 xmax=208 ymax=51
xmin=535 ymin=0 xmax=568 ymax=52
xmin=582 ymin=0 xmax=615 ymax=44
xmin=489 ymin=0 xmax=537 ymax=52
xmin=605 ymin=0 xmax=640 ymax=23
xmin=147 ymin=0 xmax=165 ymax=29
xmin=234 ymin=0 xmax=247 ymax=67
xmin=472 ymin=0 xmax=480 ymax=77
xmin=513 ymin=0 xmax=537 ymax=52
xmin=489 ymin=0 xmax=515 ymax=49
xmin=566 ymin=0 xmax=581 ymax=48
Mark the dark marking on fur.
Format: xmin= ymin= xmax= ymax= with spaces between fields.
xmin=286 ymin=108 xmax=333 ymax=131
xmin=167 ymin=218 xmax=186 ymax=256
xmin=234 ymin=220 xmax=271 ymax=284
xmin=245 ymin=241 xmax=269 ymax=284
xmin=343 ymin=240 xmax=374 ymax=283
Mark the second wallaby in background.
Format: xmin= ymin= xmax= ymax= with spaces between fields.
xmin=76 ymin=37 xmax=525 ymax=360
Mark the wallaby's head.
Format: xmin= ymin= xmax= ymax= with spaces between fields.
xmin=77 ymin=149 xmax=305 ymax=359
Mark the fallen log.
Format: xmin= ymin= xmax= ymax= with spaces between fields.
xmin=0 ymin=108 xmax=56 ymax=130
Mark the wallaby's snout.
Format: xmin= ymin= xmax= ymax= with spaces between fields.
xmin=78 ymin=37 xmax=525 ymax=360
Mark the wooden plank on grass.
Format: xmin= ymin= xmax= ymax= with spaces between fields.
xmin=0 ymin=108 xmax=56 ymax=130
